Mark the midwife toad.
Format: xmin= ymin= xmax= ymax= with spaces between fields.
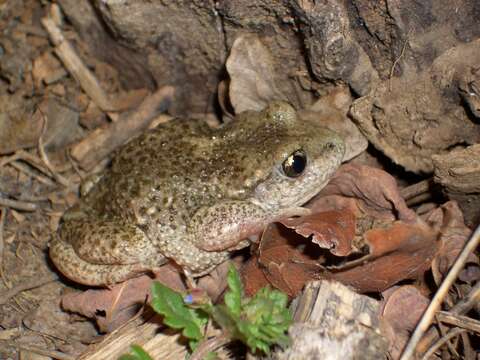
xmin=50 ymin=102 xmax=345 ymax=286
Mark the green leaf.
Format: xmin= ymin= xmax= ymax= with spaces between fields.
xmin=233 ymin=286 xmax=292 ymax=354
xmin=150 ymin=282 xmax=205 ymax=345
xmin=224 ymin=265 xmax=242 ymax=318
xmin=118 ymin=344 xmax=153 ymax=360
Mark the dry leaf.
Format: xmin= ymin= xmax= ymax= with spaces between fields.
xmin=281 ymin=210 xmax=356 ymax=257
xmin=380 ymin=285 xmax=430 ymax=359
xmin=226 ymin=34 xmax=287 ymax=113
xmin=311 ymin=164 xmax=416 ymax=222
xmin=328 ymin=220 xmax=438 ymax=292
xmin=299 ymin=86 xmax=368 ymax=161
xmin=425 ymin=201 xmax=477 ymax=284
xmin=61 ymin=264 xmax=186 ymax=332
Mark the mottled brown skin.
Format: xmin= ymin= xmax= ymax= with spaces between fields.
xmin=50 ymin=102 xmax=345 ymax=286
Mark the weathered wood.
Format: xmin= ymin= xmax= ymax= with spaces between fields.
xmin=276 ymin=280 xmax=387 ymax=359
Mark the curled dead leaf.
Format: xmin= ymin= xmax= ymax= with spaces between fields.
xmin=311 ymin=164 xmax=416 ymax=222
xmin=380 ymin=285 xmax=430 ymax=359
xmin=424 ymin=200 xmax=477 ymax=284
xmin=226 ymin=34 xmax=287 ymax=113
xmin=281 ymin=210 xmax=356 ymax=257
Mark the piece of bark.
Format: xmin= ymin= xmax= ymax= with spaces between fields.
xmin=290 ymin=0 xmax=379 ymax=96
xmin=70 ymin=86 xmax=174 ymax=170
xmin=77 ymin=312 xmax=187 ymax=360
xmin=90 ymin=0 xmax=225 ymax=116
xmin=350 ymin=38 xmax=480 ymax=173
xmin=275 ymin=280 xmax=387 ymax=359
xmin=432 ymin=144 xmax=480 ymax=227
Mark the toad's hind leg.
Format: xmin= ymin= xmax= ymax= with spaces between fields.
xmin=50 ymin=219 xmax=166 ymax=286
xmin=50 ymin=238 xmax=149 ymax=285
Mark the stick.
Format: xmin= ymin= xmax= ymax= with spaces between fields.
xmin=0 ymin=198 xmax=37 ymax=212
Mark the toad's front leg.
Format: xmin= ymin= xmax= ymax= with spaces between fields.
xmin=189 ymin=200 xmax=310 ymax=252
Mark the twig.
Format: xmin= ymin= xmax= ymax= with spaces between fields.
xmin=9 ymin=161 xmax=56 ymax=187
xmin=389 ymin=28 xmax=412 ymax=91
xmin=400 ymin=224 xmax=480 ymax=360
xmin=400 ymin=178 xmax=435 ymax=206
xmin=0 ymin=197 xmax=37 ymax=212
xmin=0 ymin=150 xmax=54 ymax=178
xmin=420 ymin=328 xmax=466 ymax=360
xmin=0 ymin=208 xmax=6 ymax=284
xmin=190 ymin=332 xmax=231 ymax=360
xmin=460 ymin=332 xmax=475 ymax=360
xmin=37 ymin=108 xmax=73 ymax=188
xmin=435 ymin=313 xmax=459 ymax=357
xmin=41 ymin=16 xmax=147 ymax=112
xmin=0 ymin=273 xmax=58 ymax=305
xmin=436 ymin=311 xmax=480 ymax=334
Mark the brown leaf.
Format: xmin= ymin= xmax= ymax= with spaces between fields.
xmin=380 ymin=285 xmax=430 ymax=359
xmin=364 ymin=219 xmax=434 ymax=258
xmin=241 ymin=255 xmax=270 ymax=297
xmin=328 ymin=220 xmax=438 ymax=292
xmin=425 ymin=200 xmax=477 ymax=283
xmin=281 ymin=210 xmax=356 ymax=256
xmin=299 ymin=86 xmax=368 ymax=161
xmin=310 ymin=164 xmax=416 ymax=222
xmin=61 ymin=264 xmax=186 ymax=332
xmin=226 ymin=34 xmax=287 ymax=113
xmin=252 ymin=222 xmax=325 ymax=297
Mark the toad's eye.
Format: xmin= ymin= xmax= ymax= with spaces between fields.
xmin=282 ymin=149 xmax=307 ymax=177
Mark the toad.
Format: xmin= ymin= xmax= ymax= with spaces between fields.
xmin=50 ymin=102 xmax=345 ymax=285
